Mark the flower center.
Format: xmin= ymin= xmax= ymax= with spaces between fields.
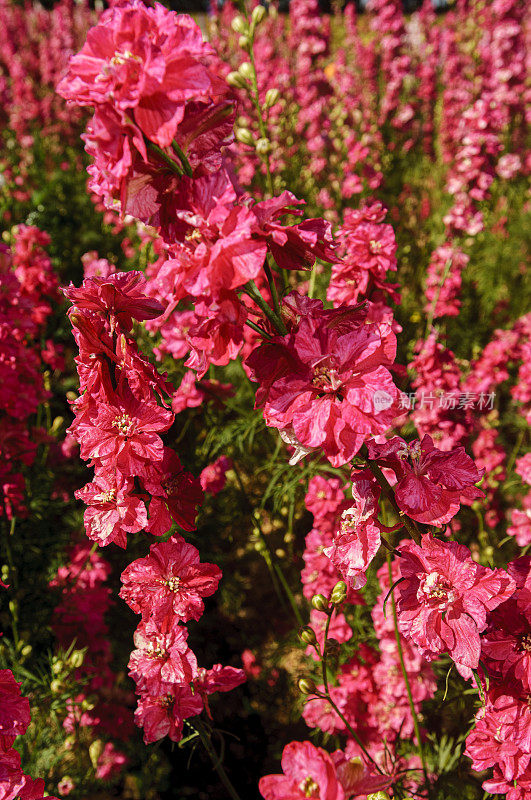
xmin=110 ymin=49 xmax=142 ymax=67
xmin=369 ymin=239 xmax=382 ymax=253
xmin=112 ymin=413 xmax=134 ymax=436
xmin=146 ymin=639 xmax=167 ymax=660
xmin=518 ymin=632 xmax=531 ymax=653
xmin=165 ymin=576 xmax=181 ymax=592
xmin=298 ymin=776 xmax=319 ymax=798
xmin=419 ymin=571 xmax=457 ymax=608
xmin=96 ymin=489 xmax=116 ymax=503
xmin=312 ymin=364 xmax=342 ymax=394
xmin=157 ymin=693 xmax=174 ymax=709
xmin=163 ymin=474 xmax=183 ymax=495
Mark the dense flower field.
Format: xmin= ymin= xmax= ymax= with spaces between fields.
xmin=0 ymin=0 xmax=529 ymax=798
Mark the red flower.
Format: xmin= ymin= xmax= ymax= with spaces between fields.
xmin=64 ymin=271 xmax=164 ymax=331
xmin=396 ymin=534 xmax=516 ymax=670
xmin=128 ymin=619 xmax=197 ymax=692
xmin=135 ymin=683 xmax=202 ymax=744
xmin=119 ymin=535 xmax=221 ymax=624
xmin=259 ymin=741 xmax=344 ymax=800
xmin=246 ymin=294 xmax=401 ymax=467
xmin=367 ymin=435 xmax=485 ymax=526
xmin=76 ymin=472 xmax=148 ymax=548
xmin=143 ymin=449 xmax=203 ymax=534
xmin=250 ymin=191 xmax=337 ymax=270
xmin=0 ymin=670 xmax=31 ymax=751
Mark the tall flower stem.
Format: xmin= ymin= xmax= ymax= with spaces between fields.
xmin=386 ymin=552 xmax=432 ymax=797
xmin=243 ymin=280 xmax=287 ymax=334
xmin=194 ymin=719 xmax=242 ymax=800
xmin=318 ymin=690 xmax=385 ymax=775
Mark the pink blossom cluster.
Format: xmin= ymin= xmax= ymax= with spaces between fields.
xmin=0 ymin=668 xmax=59 ymax=799
xmin=0 ymin=228 xmax=61 ymax=521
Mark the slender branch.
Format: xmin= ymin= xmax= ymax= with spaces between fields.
xmin=317 ymin=691 xmax=385 ymax=774
xmin=247 ymin=48 xmax=274 ymax=197
xmin=320 ymin=609 xmax=333 ymax=695
xmin=263 ymin=256 xmax=283 ymax=320
xmin=171 ymin=140 xmax=193 ymax=177
xmin=3 ymin=518 xmax=19 ymax=648
xmin=424 ymin=257 xmax=452 ymax=339
xmin=194 ymin=719 xmax=242 ymax=800
xmin=243 ymin=280 xmax=287 ymax=335
xmin=386 ymin=553 xmax=432 ymax=797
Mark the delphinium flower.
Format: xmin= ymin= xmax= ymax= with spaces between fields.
xmin=366 ymin=434 xmax=484 ymax=526
xmin=395 ymin=534 xmax=515 ymax=673
xmin=259 ymin=740 xmax=344 ymax=800
xmin=246 ymin=292 xmax=402 ymax=467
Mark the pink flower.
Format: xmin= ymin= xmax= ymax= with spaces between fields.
xmin=331 ymin=750 xmax=392 ymax=797
xmin=246 ymin=294 xmax=401 ymax=467
xmin=200 ymin=456 xmax=233 ymax=495
xmin=76 ymin=472 xmax=148 ymax=548
xmin=95 ymin=743 xmax=127 ymax=780
xmin=395 ymin=534 xmax=516 ymax=670
xmin=185 ymin=293 xmax=247 ymax=378
xmin=249 ymin=191 xmax=337 ymax=270
xmin=259 ymin=741 xmax=344 ymax=800
xmin=128 ymin=619 xmax=197 ymax=691
xmin=135 ymin=683 xmax=203 ymax=744
xmin=367 ymin=435 xmax=484 ymax=526
xmin=143 ymin=449 xmax=203 ymax=535
xmin=64 ymin=271 xmax=164 ymax=331
xmin=323 ymin=469 xmax=382 ymax=589
xmin=0 ymin=670 xmax=31 ymax=751
xmin=120 ymin=535 xmax=221 ymax=624
xmin=57 ymin=2 xmax=218 ymax=147
xmin=74 ymin=383 xmax=173 ymax=477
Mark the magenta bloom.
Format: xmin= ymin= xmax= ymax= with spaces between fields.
xmin=246 ymin=294 xmax=401 ymax=467
xmin=135 ymin=683 xmax=203 ymax=744
xmin=120 ymin=535 xmax=221 ymax=624
xmin=0 ymin=670 xmax=31 ymax=750
xmin=64 ymin=271 xmax=164 ymax=331
xmin=367 ymin=435 xmax=485 ymax=526
xmin=76 ymin=473 xmax=148 ymax=548
xmin=396 ymin=534 xmax=516 ymax=670
xmin=57 ymin=2 xmax=217 ymax=147
xmin=143 ymin=449 xmax=204 ymax=535
xmin=250 ymin=191 xmax=337 ymax=270
xmin=74 ymin=384 xmax=173 ymax=477
xmin=324 ymin=469 xmax=382 ymax=589
xmin=259 ymin=741 xmax=344 ymax=800
xmin=332 ymin=750 xmax=392 ymax=797
xmin=128 ymin=619 xmax=197 ymax=692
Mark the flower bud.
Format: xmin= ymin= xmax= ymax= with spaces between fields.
xmin=367 ymin=793 xmax=391 ymax=800
xmin=231 ymin=15 xmax=248 ymax=34
xmin=311 ymin=594 xmax=329 ymax=613
xmin=52 ymin=659 xmax=63 ymax=675
xmin=299 ymin=626 xmax=317 ymax=645
xmin=21 ymin=644 xmax=32 ymax=658
xmin=256 ymin=137 xmax=271 ymax=155
xmin=251 ymin=5 xmax=267 ymax=26
xmin=298 ymin=677 xmax=317 ymax=695
xmin=227 ymin=71 xmax=248 ymax=89
xmin=89 ymin=739 xmax=104 ymax=769
xmin=50 ymin=679 xmax=62 ymax=693
xmin=235 ymin=127 xmax=255 ymax=146
xmin=238 ymin=34 xmax=251 ymax=49
xmin=264 ymin=88 xmax=280 ymax=109
xmin=69 ymin=649 xmax=85 ymax=669
xmin=330 ymin=580 xmax=347 ymax=605
xmin=238 ymin=61 xmax=254 ymax=82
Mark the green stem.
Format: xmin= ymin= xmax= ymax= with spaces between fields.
xmin=320 ymin=692 xmax=385 ymax=774
xmin=248 ymin=47 xmax=274 ymax=197
xmin=146 ymin=139 xmax=183 ymax=176
xmin=194 ymin=719 xmax=242 ymax=800
xmin=387 ymin=553 xmax=431 ymax=796
xmin=308 ymin=262 xmax=317 ymax=299
xmin=3 ymin=518 xmax=19 ymax=648
xmin=172 ymin=140 xmax=193 ymax=177
xmin=263 ymin=257 xmax=283 ymax=320
xmin=320 ymin=609 xmax=333 ymax=695
xmin=424 ymin=257 xmax=452 ymax=339
xmin=243 ymin=280 xmax=287 ymax=335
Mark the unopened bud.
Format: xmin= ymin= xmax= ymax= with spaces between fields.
xmin=251 ymin=4 xmax=267 ymax=26
xmin=264 ymin=88 xmax=280 ymax=109
xmin=299 ymin=626 xmax=317 ymax=645
xmin=227 ymin=71 xmax=248 ymax=89
xmin=311 ymin=594 xmax=329 ymax=613
xmin=231 ymin=15 xmax=248 ymax=34
xmin=256 ymin=137 xmax=271 ymax=154
xmin=50 ymin=679 xmax=62 ymax=693
xmin=21 ymin=644 xmax=32 ymax=658
xmin=239 ymin=34 xmax=251 ymax=49
xmin=69 ymin=650 xmax=85 ymax=669
xmin=367 ymin=793 xmax=391 ymax=800
xmin=298 ymin=677 xmax=317 ymax=695
xmin=89 ymin=739 xmax=104 ymax=769
xmin=238 ymin=61 xmax=254 ymax=82
xmin=52 ymin=660 xmax=63 ymax=675
xmin=330 ymin=580 xmax=347 ymax=605
xmin=235 ymin=128 xmax=255 ymax=146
